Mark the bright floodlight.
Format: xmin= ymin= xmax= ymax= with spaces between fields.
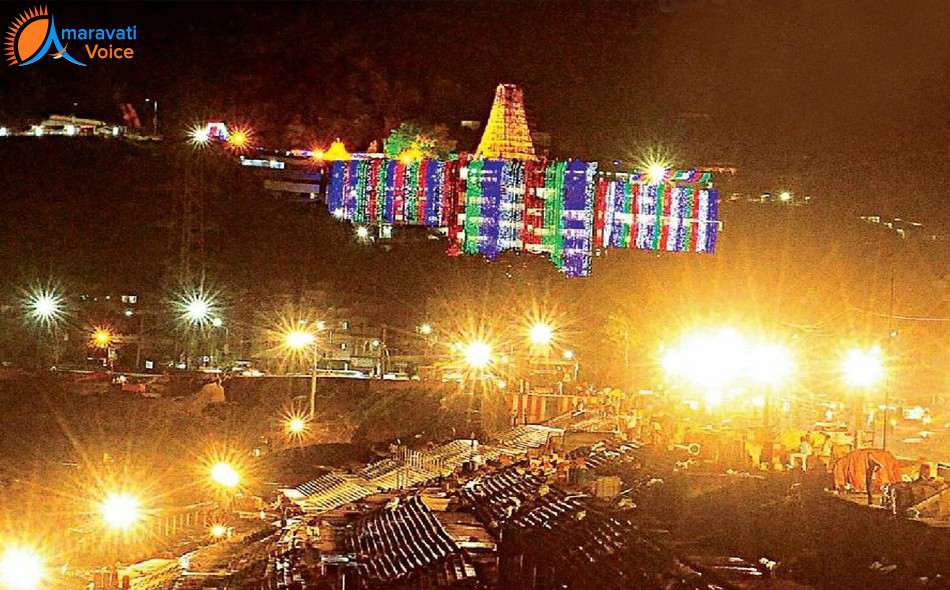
xmin=288 ymin=417 xmax=306 ymax=433
xmin=188 ymin=124 xmax=210 ymax=146
xmin=779 ymin=191 xmax=792 ymax=202
xmin=528 ymin=322 xmax=554 ymax=347
xmin=0 ymin=546 xmax=44 ymax=590
xmin=210 ymin=462 xmax=241 ymax=489
xmin=210 ymin=524 xmax=228 ymax=539
xmin=563 ymin=349 xmax=575 ymax=360
xmin=211 ymin=317 xmax=224 ymax=328
xmin=647 ymin=163 xmax=667 ymax=184
xmin=91 ymin=327 xmax=112 ymax=349
xmin=100 ymin=492 xmax=141 ymax=531
xmin=355 ymin=226 xmax=371 ymax=241
xmin=286 ymin=416 xmax=307 ymax=435
xmin=26 ymin=288 xmax=63 ymax=327
xmin=285 ymin=330 xmax=316 ymax=350
xmin=418 ymin=323 xmax=433 ymax=336
xmin=842 ymin=346 xmax=884 ymax=389
xmin=463 ymin=340 xmax=493 ymax=370
xmin=662 ymin=328 xmax=749 ymax=388
xmin=183 ymin=295 xmax=211 ymax=325
xmin=227 ymin=130 xmax=248 ymax=147
xmin=748 ymin=343 xmax=795 ymax=386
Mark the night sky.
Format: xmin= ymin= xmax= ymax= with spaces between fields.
xmin=2 ymin=0 xmax=949 ymax=222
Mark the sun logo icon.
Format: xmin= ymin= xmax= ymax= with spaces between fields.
xmin=5 ymin=5 xmax=84 ymax=66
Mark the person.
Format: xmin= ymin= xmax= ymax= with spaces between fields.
xmin=866 ymin=454 xmax=883 ymax=506
xmin=791 ymin=436 xmax=812 ymax=471
xmin=798 ymin=436 xmax=813 ymax=471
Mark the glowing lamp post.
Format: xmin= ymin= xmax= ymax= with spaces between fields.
xmin=285 ymin=329 xmax=319 ymax=418
xmin=749 ymin=343 xmax=795 ymax=429
xmin=286 ymin=416 xmax=308 ymax=437
xmin=841 ymin=347 xmax=884 ymax=389
xmin=463 ymin=340 xmax=493 ymax=371
xmin=841 ymin=346 xmax=884 ymax=448
xmin=91 ymin=327 xmax=116 ymax=371
xmin=184 ymin=297 xmax=210 ymax=326
xmin=0 ymin=546 xmax=44 ymax=590
xmin=28 ymin=294 xmax=61 ymax=325
xmin=528 ymin=322 xmax=554 ymax=350
xmin=100 ymin=492 xmax=141 ymax=531
xmin=210 ymin=462 xmax=241 ymax=490
xmin=647 ymin=163 xmax=667 ymax=184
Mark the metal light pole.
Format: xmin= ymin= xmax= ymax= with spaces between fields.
xmin=309 ymin=343 xmax=318 ymax=418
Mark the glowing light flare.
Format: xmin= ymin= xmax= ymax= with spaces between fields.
xmin=0 ymin=546 xmax=44 ymax=590
xmin=463 ymin=340 xmax=493 ymax=370
xmin=282 ymin=410 xmax=311 ymax=438
xmin=703 ymin=389 xmax=724 ymax=410
xmin=285 ymin=330 xmax=316 ymax=350
xmin=528 ymin=322 xmax=555 ymax=347
xmin=90 ymin=327 xmax=113 ymax=349
xmin=100 ymin=492 xmax=141 ymax=531
xmin=646 ymin=162 xmax=667 ymax=184
xmin=747 ymin=343 xmax=795 ymax=386
xmin=287 ymin=417 xmax=307 ymax=434
xmin=209 ymin=524 xmax=228 ymax=539
xmin=311 ymin=148 xmax=326 ymax=161
xmin=662 ymin=328 xmax=749 ymax=388
xmin=188 ymin=124 xmax=211 ymax=146
xmin=779 ymin=191 xmax=792 ymax=202
xmin=25 ymin=287 xmax=64 ymax=327
xmin=418 ymin=323 xmax=433 ymax=336
xmin=176 ymin=288 xmax=218 ymax=328
xmin=562 ymin=349 xmax=575 ymax=360
xmin=225 ymin=126 xmax=254 ymax=153
xmin=841 ymin=346 xmax=885 ymax=389
xmin=210 ymin=462 xmax=241 ymax=489
xmin=355 ymin=226 xmax=371 ymax=241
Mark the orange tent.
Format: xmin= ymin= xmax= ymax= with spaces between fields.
xmin=832 ymin=448 xmax=902 ymax=493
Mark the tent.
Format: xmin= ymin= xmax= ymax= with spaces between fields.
xmin=832 ymin=448 xmax=902 ymax=493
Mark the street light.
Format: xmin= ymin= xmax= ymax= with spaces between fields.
xmin=185 ymin=297 xmax=210 ymax=325
xmin=100 ymin=492 xmax=141 ymax=531
xmin=284 ymin=328 xmax=319 ymax=417
xmin=188 ymin=124 xmax=210 ymax=146
xmin=528 ymin=322 xmax=554 ymax=348
xmin=25 ymin=287 xmax=64 ymax=328
xmin=91 ymin=327 xmax=113 ymax=349
xmin=210 ymin=462 xmax=241 ymax=490
xmin=749 ymin=342 xmax=795 ymax=429
xmin=463 ymin=340 xmax=493 ymax=370
xmin=841 ymin=346 xmax=884 ymax=389
xmin=841 ymin=346 xmax=885 ymax=449
xmin=0 ymin=546 xmax=44 ymax=590
xmin=647 ymin=163 xmax=667 ymax=184
xmin=285 ymin=415 xmax=308 ymax=436
xmin=418 ymin=323 xmax=433 ymax=336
